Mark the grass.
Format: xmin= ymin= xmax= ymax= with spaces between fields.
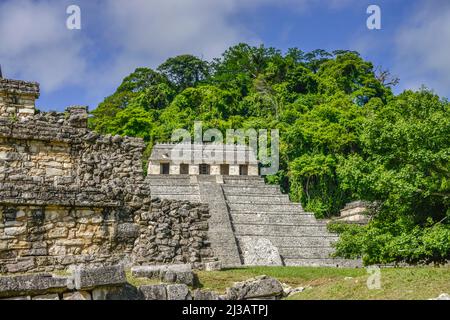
xmin=195 ymin=266 xmax=450 ymax=300
xmin=3 ymin=265 xmax=448 ymax=300
xmin=196 ymin=266 xmax=365 ymax=293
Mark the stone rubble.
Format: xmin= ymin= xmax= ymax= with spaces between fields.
xmin=73 ymin=265 xmax=127 ymax=290
xmin=0 ymin=265 xmax=291 ymax=301
xmin=226 ymin=275 xmax=284 ymax=300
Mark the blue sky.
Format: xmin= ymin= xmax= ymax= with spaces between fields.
xmin=1 ymin=0 xmax=449 ymax=111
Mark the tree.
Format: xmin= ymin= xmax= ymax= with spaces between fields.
xmin=90 ymin=68 xmax=168 ymax=134
xmin=286 ymin=95 xmax=365 ymax=216
xmin=157 ymin=55 xmax=210 ymax=91
xmin=117 ymin=68 xmax=168 ymax=93
xmin=337 ymin=89 xmax=450 ymax=223
xmin=89 ymin=43 xmax=450 ymax=265
xmin=211 ymin=43 xmax=284 ymax=97
xmin=317 ymin=52 xmax=391 ymax=105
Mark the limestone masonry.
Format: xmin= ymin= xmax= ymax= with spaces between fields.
xmin=0 ymin=78 xmax=215 ymax=274
xmin=0 ymin=77 xmax=359 ymax=276
xmin=0 ymin=264 xmax=289 ymax=300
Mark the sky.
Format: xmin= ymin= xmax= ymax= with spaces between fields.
xmin=0 ymin=0 xmax=449 ymax=111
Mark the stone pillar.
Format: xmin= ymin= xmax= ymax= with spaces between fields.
xmin=0 ymin=78 xmax=39 ymax=120
xmin=248 ymin=165 xmax=259 ymax=176
xmin=210 ymin=165 xmax=220 ymax=176
xmin=229 ymin=165 xmax=240 ymax=176
xmin=170 ymin=164 xmax=180 ymax=175
xmin=189 ymin=165 xmax=199 ymax=175
xmin=148 ymin=162 xmax=160 ymax=175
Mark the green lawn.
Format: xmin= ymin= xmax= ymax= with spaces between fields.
xmin=195 ymin=266 xmax=450 ymax=300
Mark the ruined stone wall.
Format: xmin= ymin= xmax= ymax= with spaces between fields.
xmin=0 ymin=199 xmax=212 ymax=274
xmin=0 ymin=79 xmax=39 ymax=119
xmin=0 ymin=107 xmax=147 ymax=205
xmin=0 ymin=106 xmax=215 ymax=273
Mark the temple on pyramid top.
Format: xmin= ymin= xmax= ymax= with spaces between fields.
xmin=148 ymin=143 xmax=260 ymax=176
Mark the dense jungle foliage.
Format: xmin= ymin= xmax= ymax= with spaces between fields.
xmin=90 ymin=43 xmax=450 ymax=265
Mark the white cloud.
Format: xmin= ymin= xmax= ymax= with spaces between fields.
xmin=0 ymin=0 xmax=87 ymax=91
xmin=0 ymin=0 xmax=360 ymax=102
xmin=96 ymin=0 xmax=256 ymax=90
xmin=97 ymin=0 xmax=351 ymax=92
xmin=394 ymin=1 xmax=450 ymax=96
xmin=0 ymin=0 xmax=263 ymax=95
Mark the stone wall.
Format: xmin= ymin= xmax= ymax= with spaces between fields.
xmin=0 ymin=102 xmax=215 ymax=273
xmin=0 ymin=106 xmax=148 ymax=206
xmin=334 ymin=201 xmax=371 ymax=224
xmin=0 ymin=199 xmax=213 ymax=274
xmin=0 ymin=79 xmax=39 ymax=120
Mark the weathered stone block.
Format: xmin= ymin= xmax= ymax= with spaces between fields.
xmin=174 ymin=271 xmax=195 ymax=286
xmin=116 ymin=223 xmax=140 ymax=240
xmin=47 ymin=227 xmax=69 ymax=239
xmin=45 ymin=167 xmax=64 ymax=177
xmin=131 ymin=264 xmax=194 ymax=286
xmin=226 ymin=276 xmax=284 ymax=300
xmin=4 ymin=226 xmax=26 ymax=236
xmin=0 ymin=273 xmax=71 ymax=298
xmin=5 ymin=258 xmax=35 ymax=273
xmin=92 ymin=284 xmax=141 ymax=301
xmin=73 ymin=265 xmax=127 ymax=290
xmin=240 ymin=238 xmax=283 ymax=266
xmin=166 ymin=284 xmax=191 ymax=300
xmin=204 ymin=261 xmax=222 ymax=271
xmin=0 ymin=99 xmax=215 ymax=275
xmin=131 ymin=265 xmax=161 ymax=278
xmin=139 ymin=284 xmax=167 ymax=300
xmin=193 ymin=289 xmax=219 ymax=300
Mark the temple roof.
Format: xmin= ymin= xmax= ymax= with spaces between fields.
xmin=149 ymin=143 xmax=258 ymax=165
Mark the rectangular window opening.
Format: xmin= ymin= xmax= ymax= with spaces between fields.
xmin=160 ymin=163 xmax=170 ymax=175
xmin=199 ymin=164 xmax=210 ymax=175
xmin=239 ymin=165 xmax=248 ymax=176
xmin=180 ymin=164 xmax=189 ymax=175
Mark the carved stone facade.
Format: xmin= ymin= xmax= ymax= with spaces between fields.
xmin=148 ymin=143 xmax=259 ymax=176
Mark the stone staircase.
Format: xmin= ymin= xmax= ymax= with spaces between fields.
xmin=147 ymin=175 xmax=361 ymax=267
xmin=222 ymin=176 xmax=359 ymax=267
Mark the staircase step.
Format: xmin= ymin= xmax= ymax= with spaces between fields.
xmin=230 ymin=211 xmax=321 ymax=224
xmin=146 ymin=172 xmax=359 ymax=268
xmin=147 ymin=175 xmax=193 ymax=183
xmin=222 ymin=185 xmax=282 ymax=195
xmin=232 ymin=223 xmax=330 ymax=236
xmin=223 ymin=177 xmax=266 ymax=185
xmin=225 ymin=194 xmax=291 ymax=204
xmin=236 ymin=235 xmax=338 ymax=247
xmin=150 ymin=186 xmax=200 ymax=194
xmin=148 ymin=181 xmax=193 ymax=186
xmin=228 ymin=203 xmax=304 ymax=212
